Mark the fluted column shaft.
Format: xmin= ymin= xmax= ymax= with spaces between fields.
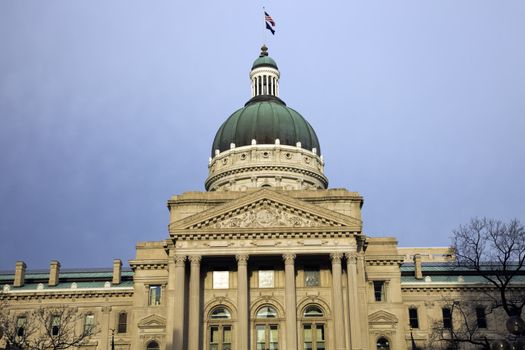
xmin=174 ymin=256 xmax=187 ymax=350
xmin=283 ymin=253 xmax=297 ymax=350
xmin=236 ymin=254 xmax=249 ymax=350
xmin=346 ymin=253 xmax=362 ymax=350
xmin=331 ymin=253 xmax=346 ymax=350
xmin=188 ymin=255 xmax=202 ymax=350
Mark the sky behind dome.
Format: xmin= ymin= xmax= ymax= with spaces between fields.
xmin=1 ymin=1 xmax=524 ymax=269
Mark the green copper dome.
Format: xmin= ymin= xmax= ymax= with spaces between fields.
xmin=252 ymin=55 xmax=278 ymax=69
xmin=251 ymin=44 xmax=278 ymax=69
xmin=211 ymin=95 xmax=321 ymax=156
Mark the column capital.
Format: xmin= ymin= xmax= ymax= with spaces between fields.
xmin=174 ymin=255 xmax=186 ymax=266
xmin=345 ymin=252 xmax=357 ymax=264
xmin=330 ymin=252 xmax=344 ymax=263
xmin=283 ymin=253 xmax=296 ymax=264
xmin=188 ymin=255 xmax=202 ymax=264
xmin=236 ymin=254 xmax=249 ymax=265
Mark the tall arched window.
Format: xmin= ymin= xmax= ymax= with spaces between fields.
xmin=208 ymin=306 xmax=232 ymax=350
xmin=146 ymin=341 xmax=159 ymax=350
xmin=254 ymin=306 xmax=279 ymax=350
xmin=377 ymin=337 xmax=390 ymax=350
xmin=302 ymin=305 xmax=326 ymax=350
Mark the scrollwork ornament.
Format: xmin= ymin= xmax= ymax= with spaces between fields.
xmin=188 ymin=255 xmax=202 ymax=264
xmin=174 ymin=255 xmax=186 ymax=266
xmin=330 ymin=252 xmax=344 ymax=263
xmin=236 ymin=254 xmax=249 ymax=265
xmin=283 ymin=253 xmax=296 ymax=264
xmin=345 ymin=252 xmax=357 ymax=264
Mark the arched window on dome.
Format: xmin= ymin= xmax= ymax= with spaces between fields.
xmin=301 ymin=305 xmax=326 ymax=350
xmin=208 ymin=306 xmax=232 ymax=350
xmin=254 ymin=306 xmax=279 ymax=350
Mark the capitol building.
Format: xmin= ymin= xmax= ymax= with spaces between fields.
xmin=1 ymin=46 xmax=512 ymax=350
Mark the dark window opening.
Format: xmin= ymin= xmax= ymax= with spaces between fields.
xmin=476 ymin=307 xmax=487 ymax=328
xmin=409 ymin=308 xmax=419 ymax=329
xmin=442 ymin=308 xmax=452 ymax=329
xmin=118 ymin=312 xmax=127 ymax=333
xmin=373 ymin=281 xmax=385 ymax=302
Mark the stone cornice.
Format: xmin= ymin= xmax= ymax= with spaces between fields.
xmin=170 ymin=229 xmax=358 ymax=241
xmin=129 ymin=259 xmax=168 ymax=271
xmin=365 ymin=255 xmax=405 ymax=266
xmin=2 ymin=288 xmax=133 ymax=301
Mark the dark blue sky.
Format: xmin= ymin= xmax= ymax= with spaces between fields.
xmin=1 ymin=1 xmax=524 ymax=270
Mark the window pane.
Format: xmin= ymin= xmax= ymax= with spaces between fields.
xmin=149 ymin=286 xmax=161 ymax=305
xmin=210 ymin=307 xmax=231 ymax=319
xmin=259 ymin=270 xmax=275 ymax=288
xmin=210 ymin=326 xmax=219 ymax=343
xmin=257 ymin=306 xmax=278 ymax=318
xmin=118 ymin=312 xmax=127 ymax=333
xmin=223 ymin=326 xmax=232 ymax=343
xmin=269 ymin=325 xmax=278 ymax=343
xmin=303 ymin=324 xmax=312 ymax=342
xmin=476 ymin=307 xmax=487 ymax=328
xmin=304 ymin=269 xmax=320 ymax=287
xmin=84 ymin=314 xmax=94 ymax=334
xmin=256 ymin=325 xmax=265 ymax=343
xmin=213 ymin=271 xmax=229 ymax=289
xmin=304 ymin=306 xmax=324 ymax=318
xmin=409 ymin=308 xmax=419 ymax=329
xmin=316 ymin=325 xmax=325 ymax=341
xmin=442 ymin=308 xmax=452 ymax=329
xmin=373 ymin=281 xmax=385 ymax=301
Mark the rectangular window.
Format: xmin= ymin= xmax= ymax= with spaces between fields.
xmin=213 ymin=271 xmax=229 ymax=289
xmin=373 ymin=281 xmax=385 ymax=302
xmin=51 ymin=315 xmax=61 ymax=336
xmin=304 ymin=269 xmax=320 ymax=287
xmin=149 ymin=285 xmax=161 ymax=306
xmin=258 ymin=270 xmax=274 ymax=288
xmin=16 ymin=316 xmax=27 ymax=337
xmin=409 ymin=308 xmax=419 ymax=329
xmin=117 ymin=312 xmax=127 ymax=333
xmin=442 ymin=307 xmax=452 ymax=329
xmin=84 ymin=314 xmax=94 ymax=335
xmin=476 ymin=307 xmax=487 ymax=328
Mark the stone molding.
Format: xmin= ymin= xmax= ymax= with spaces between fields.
xmin=365 ymin=255 xmax=405 ymax=266
xmin=129 ymin=260 xmax=168 ymax=271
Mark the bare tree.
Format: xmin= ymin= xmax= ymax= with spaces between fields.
xmin=0 ymin=303 xmax=97 ymax=350
xmin=427 ymin=297 xmax=506 ymax=350
xmin=452 ymin=217 xmax=525 ymax=317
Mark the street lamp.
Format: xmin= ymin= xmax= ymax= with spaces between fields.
xmin=491 ymin=316 xmax=525 ymax=350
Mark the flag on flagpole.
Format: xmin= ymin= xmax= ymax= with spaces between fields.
xmin=265 ymin=22 xmax=275 ymax=35
xmin=265 ymin=11 xmax=275 ymax=26
xmin=264 ymin=10 xmax=275 ymax=35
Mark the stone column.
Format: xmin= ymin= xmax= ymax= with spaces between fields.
xmin=100 ymin=306 xmax=112 ymax=350
xmin=283 ymin=253 xmax=297 ymax=350
xmin=330 ymin=253 xmax=346 ymax=350
xmin=174 ymin=255 xmax=186 ymax=350
xmin=345 ymin=253 xmax=362 ymax=350
xmin=188 ymin=255 xmax=202 ymax=350
xmin=236 ymin=254 xmax=249 ymax=350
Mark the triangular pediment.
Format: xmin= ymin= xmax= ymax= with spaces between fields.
xmin=137 ymin=314 xmax=166 ymax=329
xmin=169 ymin=189 xmax=361 ymax=232
xmin=368 ymin=310 xmax=398 ymax=324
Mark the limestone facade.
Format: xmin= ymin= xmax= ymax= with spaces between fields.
xmin=1 ymin=46 xmax=521 ymax=350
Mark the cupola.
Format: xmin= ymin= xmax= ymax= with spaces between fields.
xmin=206 ymin=46 xmax=327 ymax=192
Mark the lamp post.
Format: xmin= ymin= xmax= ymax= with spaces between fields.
xmin=491 ymin=316 xmax=525 ymax=350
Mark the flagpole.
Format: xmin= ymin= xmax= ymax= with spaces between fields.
xmin=262 ymin=6 xmax=266 ymax=46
